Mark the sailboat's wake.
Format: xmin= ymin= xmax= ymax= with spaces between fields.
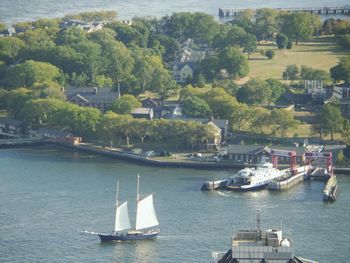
xmin=81 ymin=230 xmax=99 ymax=235
xmin=216 ymin=191 xmax=231 ymax=197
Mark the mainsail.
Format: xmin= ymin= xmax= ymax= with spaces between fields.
xmin=135 ymin=194 xmax=159 ymax=230
xmin=114 ymin=201 xmax=131 ymax=232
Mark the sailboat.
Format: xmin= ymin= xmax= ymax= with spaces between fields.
xmin=98 ymin=175 xmax=160 ymax=242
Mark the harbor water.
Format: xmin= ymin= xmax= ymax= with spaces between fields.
xmin=1 ymin=0 xmax=350 ymax=25
xmin=0 ymin=146 xmax=349 ymax=262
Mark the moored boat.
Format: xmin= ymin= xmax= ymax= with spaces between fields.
xmin=226 ymin=162 xmax=285 ymax=191
xmin=98 ymin=175 xmax=160 ymax=242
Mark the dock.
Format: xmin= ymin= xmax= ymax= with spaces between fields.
xmin=268 ymin=166 xmax=309 ymax=191
xmin=0 ymin=138 xmax=48 ymax=148
xmin=218 ymin=6 xmax=350 ymax=17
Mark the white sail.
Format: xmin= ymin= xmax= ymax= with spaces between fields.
xmin=135 ymin=194 xmax=159 ymax=230
xmin=114 ymin=201 xmax=131 ymax=232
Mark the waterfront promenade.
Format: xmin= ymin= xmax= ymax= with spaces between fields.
xmin=59 ymin=142 xmax=350 ymax=174
xmin=1 ymin=137 xmax=349 ymax=173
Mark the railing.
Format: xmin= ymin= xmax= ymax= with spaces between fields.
xmin=219 ymin=6 xmax=350 ymax=17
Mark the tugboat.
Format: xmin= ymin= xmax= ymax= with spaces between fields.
xmin=98 ymin=175 xmax=160 ymax=242
xmin=212 ymin=210 xmax=317 ymax=263
xmin=226 ymin=162 xmax=285 ymax=191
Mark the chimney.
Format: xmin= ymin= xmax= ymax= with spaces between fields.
xmin=93 ymin=87 xmax=97 ymax=95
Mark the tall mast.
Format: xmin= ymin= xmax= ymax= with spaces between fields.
xmin=116 ymin=181 xmax=119 ymax=207
xmin=135 ymin=174 xmax=140 ymax=231
xmin=114 ymin=181 xmax=120 ymax=234
xmin=136 ymin=174 xmax=140 ymax=202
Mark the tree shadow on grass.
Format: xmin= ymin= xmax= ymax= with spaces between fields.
xmin=292 ymin=48 xmax=348 ymax=54
xmin=249 ymin=57 xmax=268 ymax=61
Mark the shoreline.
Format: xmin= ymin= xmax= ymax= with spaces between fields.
xmin=1 ymin=139 xmax=349 ymax=173
xmin=38 ymin=142 xmax=350 ymax=174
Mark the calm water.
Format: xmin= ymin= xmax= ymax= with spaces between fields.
xmin=0 ymin=146 xmax=349 ymax=262
xmin=1 ymin=0 xmax=350 ymax=25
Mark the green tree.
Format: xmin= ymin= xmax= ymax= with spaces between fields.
xmin=322 ymin=19 xmax=333 ymax=35
xmin=110 ymin=94 xmax=141 ymax=114
xmin=250 ymin=107 xmax=271 ymax=134
xmin=271 ymin=108 xmax=298 ymax=137
xmin=19 ymin=28 xmax=56 ymax=61
xmin=281 ymin=13 xmax=321 ymax=44
xmin=241 ymin=34 xmax=257 ymax=58
xmin=104 ymin=41 xmax=134 ymax=87
xmin=230 ymin=103 xmax=251 ymax=131
xmin=203 ymin=88 xmax=239 ymax=119
xmin=56 ymin=27 xmax=88 ymax=46
xmin=181 ymin=96 xmax=212 ymax=118
xmin=213 ymin=25 xmax=247 ymax=50
xmin=5 ymin=60 xmax=60 ymax=89
xmin=0 ymin=37 xmax=25 ymax=64
xmin=255 ymin=8 xmax=279 ymax=41
xmin=70 ymin=72 xmax=88 ymax=87
xmin=275 ymin=33 xmax=288 ymax=49
xmin=5 ymin=88 xmax=38 ymax=116
xmin=199 ymin=55 xmax=219 ymax=81
xmin=330 ymin=56 xmax=350 ymax=84
xmin=266 ymin=79 xmax=285 ymax=105
xmin=300 ymin=65 xmax=332 ymax=84
xmin=316 ymin=102 xmax=344 ymax=140
xmin=0 ymin=23 xmax=6 ymax=32
xmin=213 ymin=79 xmax=240 ymax=96
xmin=19 ymin=98 xmax=64 ymax=125
xmin=133 ymin=119 xmax=154 ymax=143
xmin=236 ymin=79 xmax=271 ymax=105
xmin=284 ymin=64 xmax=299 ymax=82
xmin=97 ymin=111 xmax=123 ymax=146
xmin=231 ymin=9 xmax=255 ymax=34
xmin=93 ymin=75 xmax=113 ymax=88
xmin=265 ymin=50 xmax=275 ymax=59
xmin=218 ymin=46 xmax=249 ymax=78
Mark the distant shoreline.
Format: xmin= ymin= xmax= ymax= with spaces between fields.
xmin=2 ymin=3 xmax=350 ymax=26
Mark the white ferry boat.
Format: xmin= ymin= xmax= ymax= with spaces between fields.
xmin=212 ymin=210 xmax=318 ymax=263
xmin=226 ymin=162 xmax=285 ymax=191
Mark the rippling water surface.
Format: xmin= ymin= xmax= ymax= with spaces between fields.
xmin=0 ymin=146 xmax=349 ymax=262
xmin=1 ymin=0 xmax=350 ymax=25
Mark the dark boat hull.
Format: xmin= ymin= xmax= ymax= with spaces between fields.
xmin=98 ymin=231 xmax=159 ymax=242
xmin=225 ymin=183 xmax=267 ymax=192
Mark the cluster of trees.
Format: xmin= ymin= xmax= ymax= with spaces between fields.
xmin=180 ymin=86 xmax=297 ymax=136
xmin=283 ymin=64 xmax=332 ymax=84
xmin=20 ymin=98 xmax=217 ymax=147
xmin=0 ymin=14 xmax=178 ymax=99
xmin=313 ymin=102 xmax=349 ymax=141
xmin=321 ymin=19 xmax=350 ymax=50
xmin=322 ymin=18 xmax=350 ymax=36
xmin=231 ymin=9 xmax=320 ymax=44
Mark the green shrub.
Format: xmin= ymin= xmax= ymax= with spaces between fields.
xmin=265 ymin=50 xmax=275 ymax=59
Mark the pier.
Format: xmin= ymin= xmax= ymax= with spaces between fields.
xmin=0 ymin=138 xmax=49 ymax=148
xmin=218 ymin=6 xmax=350 ymax=18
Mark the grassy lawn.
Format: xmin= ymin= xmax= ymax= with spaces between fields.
xmin=248 ymin=36 xmax=350 ymax=80
xmin=0 ymin=110 xmax=9 ymax=118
